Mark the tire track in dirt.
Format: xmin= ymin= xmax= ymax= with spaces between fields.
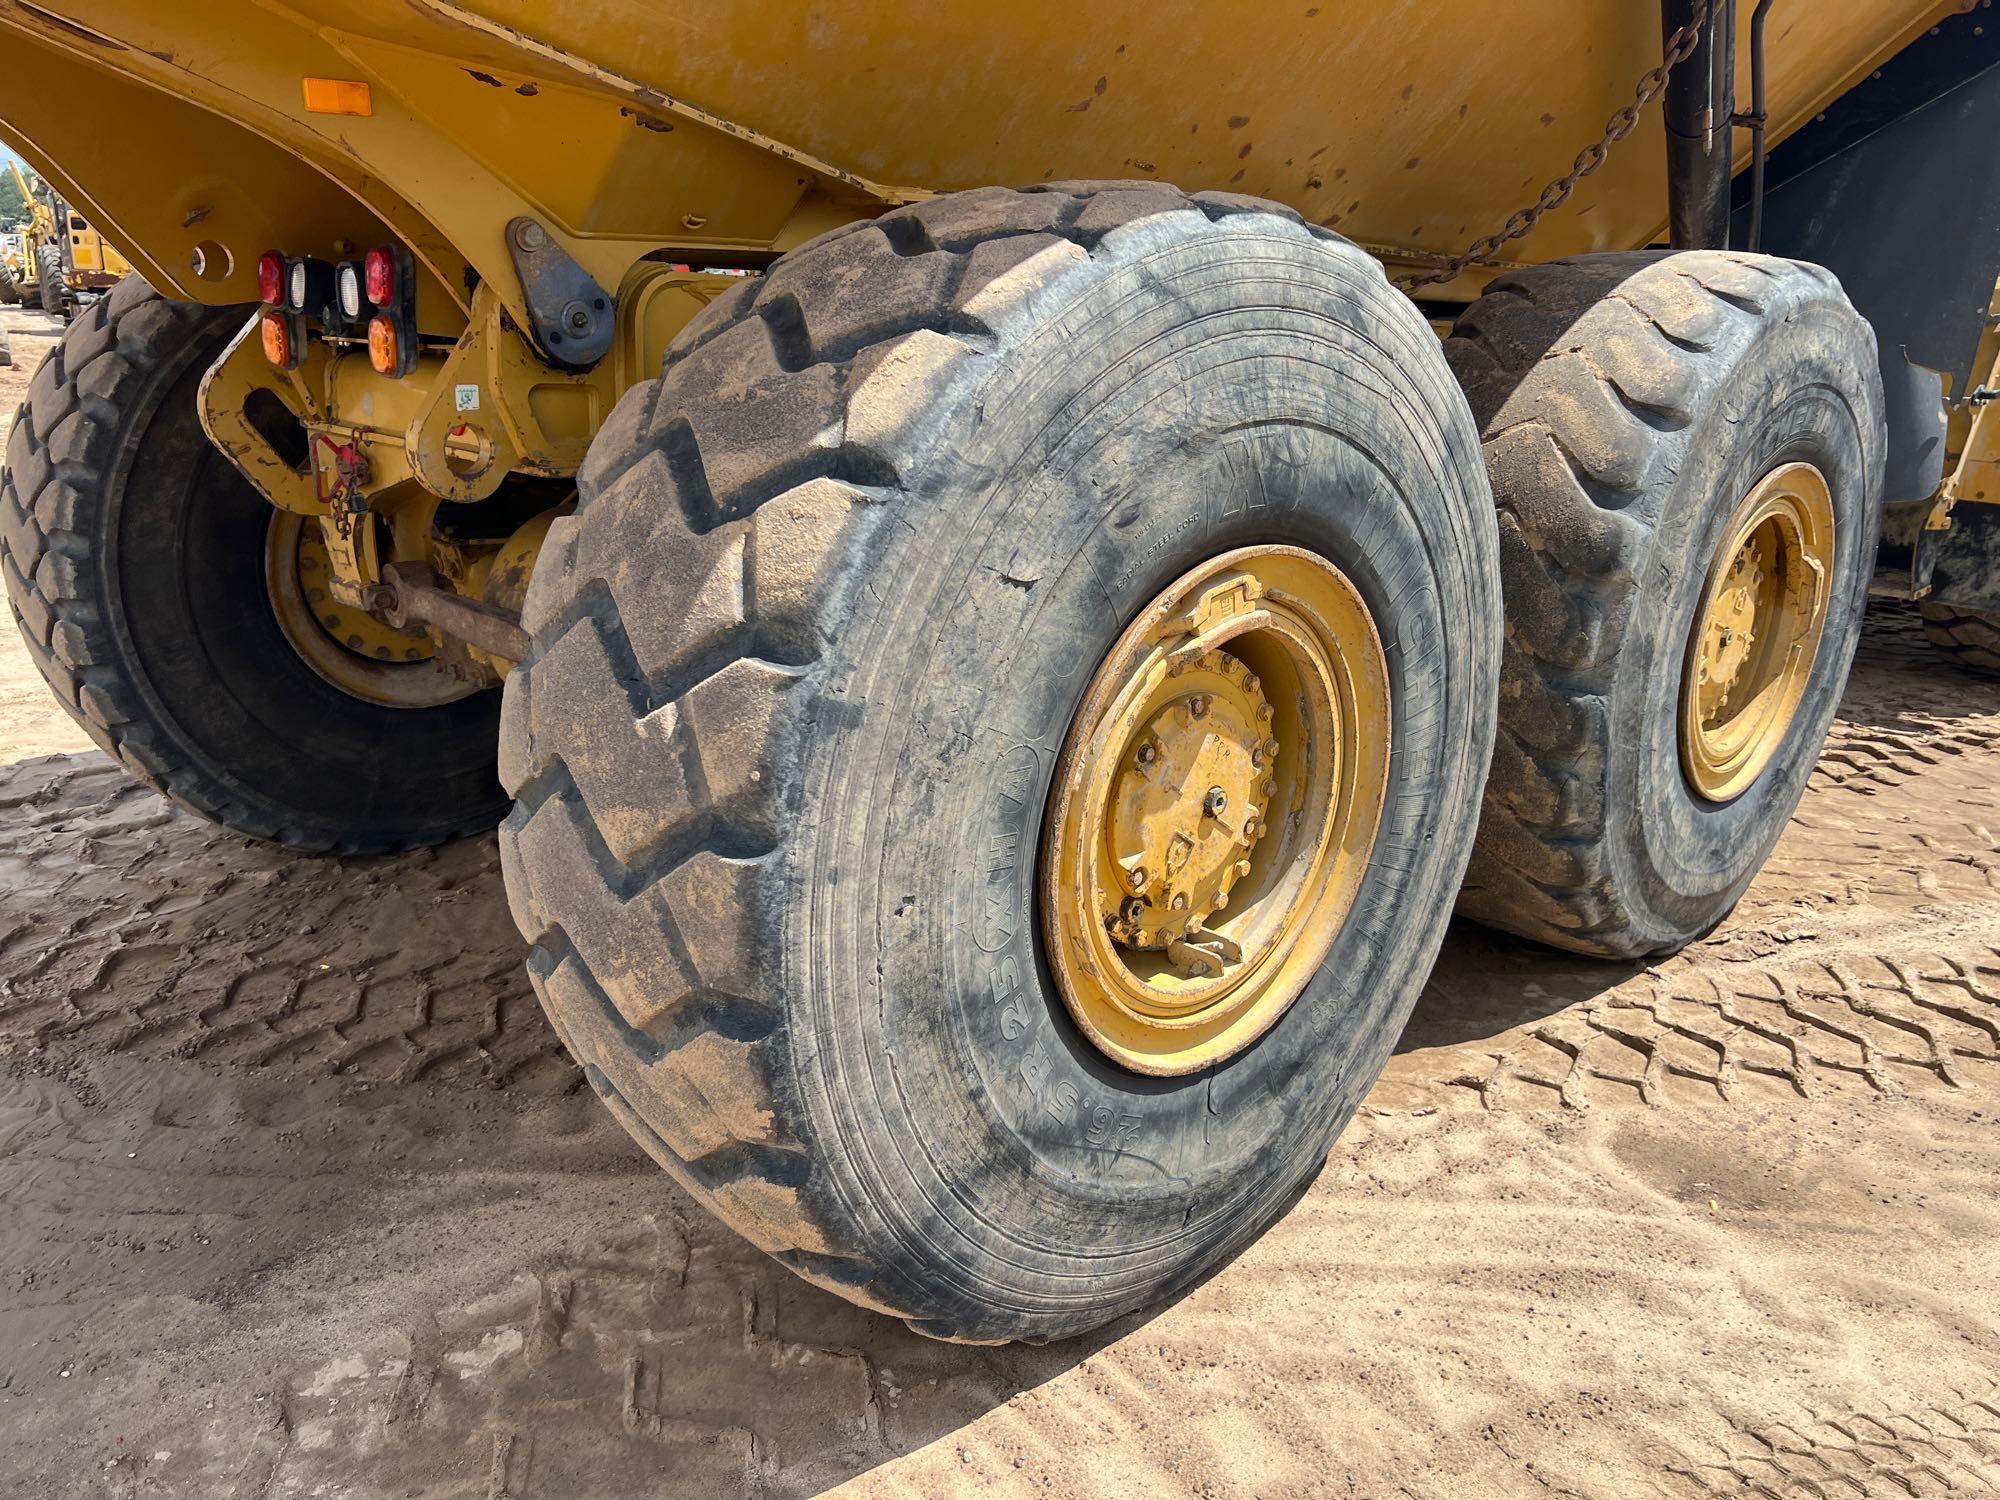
xmin=1380 ymin=606 xmax=2000 ymax=1119
xmin=0 ymin=757 xmax=573 ymax=1093
xmin=1667 ymin=1383 xmax=2000 ymax=1497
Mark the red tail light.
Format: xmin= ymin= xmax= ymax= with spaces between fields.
xmin=256 ymin=251 xmax=285 ymax=306
xmin=364 ymin=247 xmax=395 ymax=308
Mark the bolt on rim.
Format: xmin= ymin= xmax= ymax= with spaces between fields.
xmin=1679 ymin=461 xmax=1836 ymax=803
xmin=1041 ymin=545 xmax=1391 ymax=1076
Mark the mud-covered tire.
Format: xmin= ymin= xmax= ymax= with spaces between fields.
xmin=0 ymin=262 xmax=19 ymax=306
xmin=1447 ymin=252 xmax=1885 ymax=958
xmin=36 ymin=244 xmax=63 ymax=317
xmin=1920 ymin=602 xmax=2000 ymax=674
xmin=0 ymin=276 xmax=507 ymax=852
xmin=500 ymin=183 xmax=1501 ymax=1342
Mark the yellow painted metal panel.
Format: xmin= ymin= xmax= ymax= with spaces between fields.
xmin=0 ymin=0 xmax=1960 ymax=314
xmin=442 ymin=0 xmax=1955 ymax=259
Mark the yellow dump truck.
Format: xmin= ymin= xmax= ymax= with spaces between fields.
xmin=0 ymin=2 xmax=1992 ymax=1341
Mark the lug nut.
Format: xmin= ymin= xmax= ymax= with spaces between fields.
xmin=1136 ymin=742 xmax=1157 ymax=768
xmin=1171 ymin=893 xmax=1190 ymax=911
xmin=1212 ymin=891 xmax=1229 ymax=911
xmin=1250 ymin=746 xmax=1264 ymax=770
xmin=1203 ymin=786 xmax=1227 ymax=817
xmin=1130 ymin=865 xmax=1149 ymax=891
xmin=1263 ymin=778 xmax=1277 ymax=797
xmin=1243 ymin=674 xmax=1259 ymax=693
xmin=1263 ymin=737 xmax=1279 ymax=757
xmin=1187 ymin=694 xmax=1209 ymax=719
xmin=1120 ymin=897 xmax=1146 ymax=924
xmin=1258 ymin=703 xmax=1275 ymax=723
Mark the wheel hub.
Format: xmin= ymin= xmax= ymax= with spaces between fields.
xmin=1679 ymin=462 xmax=1835 ymax=802
xmin=1102 ymin=649 xmax=1273 ymax=964
xmin=1042 ymin=545 xmax=1390 ymax=1075
xmin=264 ymin=512 xmax=474 ymax=710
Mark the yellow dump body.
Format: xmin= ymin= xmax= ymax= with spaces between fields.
xmin=0 ymin=1 xmax=1957 ymax=336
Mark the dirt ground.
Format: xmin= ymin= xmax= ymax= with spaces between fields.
xmin=1 ymin=296 xmax=1998 ymax=1498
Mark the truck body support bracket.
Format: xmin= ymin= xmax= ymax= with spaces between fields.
xmin=505 ymin=216 xmax=615 ymax=369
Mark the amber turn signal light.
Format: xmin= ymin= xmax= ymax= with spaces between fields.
xmin=260 ymin=309 xmax=303 ymax=371
xmin=367 ymin=314 xmax=407 ymax=377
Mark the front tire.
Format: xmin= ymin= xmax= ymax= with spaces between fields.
xmin=35 ymin=244 xmax=63 ymax=317
xmin=500 ymin=184 xmax=1501 ymax=1342
xmin=1448 ymin=252 xmax=1885 ymax=958
xmin=0 ymin=277 xmax=507 ymax=852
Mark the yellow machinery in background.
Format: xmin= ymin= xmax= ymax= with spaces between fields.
xmin=2 ymin=158 xmax=131 ymax=316
xmin=0 ymin=1 xmax=1992 ymax=1343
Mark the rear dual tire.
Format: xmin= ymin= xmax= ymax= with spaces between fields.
xmin=0 ymin=277 xmax=506 ymax=852
xmin=1448 ymin=251 xmax=1885 ymax=959
xmin=500 ymin=184 xmax=1501 ymax=1341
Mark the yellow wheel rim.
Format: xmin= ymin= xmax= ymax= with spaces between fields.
xmin=264 ymin=512 xmax=472 ymax=709
xmin=1041 ymin=545 xmax=1391 ymax=1076
xmin=1679 ymin=462 xmax=1835 ymax=803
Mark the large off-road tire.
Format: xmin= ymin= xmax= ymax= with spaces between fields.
xmin=0 ymin=276 xmax=507 ymax=852
xmin=500 ymin=183 xmax=1500 ymax=1342
xmin=36 ymin=244 xmax=63 ymax=317
xmin=1919 ymin=602 xmax=2000 ymax=674
xmin=1447 ymin=252 xmax=1885 ymax=958
xmin=0 ymin=262 xmax=19 ymax=306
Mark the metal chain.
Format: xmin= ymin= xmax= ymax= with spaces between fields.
xmin=1395 ymin=0 xmax=1713 ymax=293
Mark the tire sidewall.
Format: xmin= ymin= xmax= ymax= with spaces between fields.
xmin=785 ymin=214 xmax=1499 ymax=1334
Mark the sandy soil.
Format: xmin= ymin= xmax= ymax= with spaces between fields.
xmin=1 ymin=298 xmax=1998 ymax=1496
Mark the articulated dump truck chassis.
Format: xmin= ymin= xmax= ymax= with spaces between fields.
xmin=0 ymin=2 xmax=1992 ymax=1341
